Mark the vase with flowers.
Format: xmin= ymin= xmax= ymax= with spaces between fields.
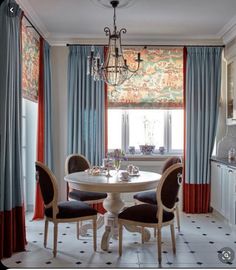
xmin=107 ymin=149 xmax=127 ymax=173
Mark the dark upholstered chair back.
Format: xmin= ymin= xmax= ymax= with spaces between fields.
xmin=35 ymin=162 xmax=58 ymax=208
xmin=161 ymin=156 xmax=182 ymax=174
xmin=157 ymin=163 xmax=183 ymax=213
xmin=65 ymin=154 xmax=90 ymax=174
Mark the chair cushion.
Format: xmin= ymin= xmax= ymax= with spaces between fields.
xmin=133 ymin=191 xmax=179 ymax=205
xmin=118 ymin=204 xmax=174 ymax=223
xmin=45 ymin=201 xmax=97 ymax=219
xmin=69 ymin=190 xmax=107 ymax=201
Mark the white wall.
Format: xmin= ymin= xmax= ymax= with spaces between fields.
xmin=51 ymin=46 xmax=68 ymax=201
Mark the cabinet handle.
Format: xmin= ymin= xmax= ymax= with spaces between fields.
xmin=228 ymin=170 xmax=233 ymax=173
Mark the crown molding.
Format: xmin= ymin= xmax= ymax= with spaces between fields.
xmin=218 ymin=14 xmax=236 ymax=44
xmin=47 ymin=33 xmax=223 ymax=46
xmin=16 ymin=0 xmax=50 ymax=38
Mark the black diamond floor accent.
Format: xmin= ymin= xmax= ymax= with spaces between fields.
xmin=191 ymin=221 xmax=196 ymax=223
xmin=62 ymin=233 xmax=67 ymax=235
xmin=211 ymin=221 xmax=215 ymax=223
xmin=76 ymin=262 xmax=82 ymax=265
xmin=206 ymin=215 xmax=210 ymax=218
xmin=166 ymin=262 xmax=172 ymax=265
xmin=209 ymin=241 xmax=214 ymax=244
xmin=227 ymin=262 xmax=233 ymax=265
xmin=163 ymin=251 xmax=168 ymax=254
xmin=218 ymin=226 xmax=222 ymax=229
xmin=187 ymin=216 xmax=191 ymax=218
xmin=80 ymin=251 xmax=85 ymax=253
xmin=217 ymin=250 xmax=222 ymax=254
xmin=108 ymin=251 xmax=112 ymax=254
xmin=39 ymin=233 xmax=43 ymax=235
xmin=190 ymin=251 xmax=195 ymax=253
xmin=196 ymin=226 xmax=201 ymax=229
xmin=106 ymin=262 xmax=112 ymax=265
xmin=66 ymin=226 xmax=70 ymax=229
xmin=202 ymin=234 xmax=207 ymax=236
xmin=184 ymin=241 xmax=189 ymax=244
xmin=15 ymin=261 xmax=21 ymax=264
xmin=197 ymin=262 xmax=203 ymax=265
xmin=45 ymin=261 xmax=51 ymax=264
xmin=33 ymin=241 xmax=37 ymax=243
xmin=58 ymin=241 xmax=62 ymax=244
xmin=83 ymin=241 xmax=88 ymax=244
xmin=225 ymin=233 xmax=230 ymax=236
xmin=179 ymin=233 xmax=184 ymax=236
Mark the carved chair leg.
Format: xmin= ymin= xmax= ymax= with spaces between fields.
xmin=175 ymin=204 xmax=180 ymax=232
xmin=93 ymin=217 xmax=97 ymax=252
xmin=53 ymin=222 xmax=58 ymax=257
xmin=157 ymin=228 xmax=162 ymax=265
xmin=141 ymin=226 xmax=145 ymax=244
xmin=76 ymin=222 xmax=80 ymax=240
xmin=170 ymin=223 xmax=176 ymax=254
xmin=44 ymin=219 xmax=49 ymax=248
xmin=118 ymin=222 xmax=123 ymax=256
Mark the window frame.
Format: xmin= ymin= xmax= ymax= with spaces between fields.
xmin=108 ymin=108 xmax=183 ymax=155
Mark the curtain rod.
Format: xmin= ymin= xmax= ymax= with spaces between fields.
xmin=66 ymin=43 xmax=225 ymax=48
xmin=23 ymin=14 xmax=42 ymax=38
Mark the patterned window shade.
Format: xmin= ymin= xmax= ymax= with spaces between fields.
xmin=108 ymin=47 xmax=183 ymax=109
xmin=22 ymin=20 xmax=40 ymax=102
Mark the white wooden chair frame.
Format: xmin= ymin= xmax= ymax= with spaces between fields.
xmin=36 ymin=161 xmax=97 ymax=257
xmin=65 ymin=154 xmax=105 ymax=237
xmin=118 ymin=163 xmax=183 ymax=265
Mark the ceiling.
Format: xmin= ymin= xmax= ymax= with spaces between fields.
xmin=16 ymin=0 xmax=236 ymax=45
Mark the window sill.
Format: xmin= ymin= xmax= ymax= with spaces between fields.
xmin=125 ymin=153 xmax=183 ymax=162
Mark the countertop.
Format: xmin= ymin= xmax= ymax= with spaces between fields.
xmin=211 ymin=156 xmax=236 ymax=168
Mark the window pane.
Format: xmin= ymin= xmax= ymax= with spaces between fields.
xmin=108 ymin=109 xmax=122 ymax=150
xmin=171 ymin=109 xmax=183 ymax=150
xmin=129 ymin=110 xmax=165 ymax=150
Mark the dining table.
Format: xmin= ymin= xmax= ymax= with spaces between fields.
xmin=64 ymin=169 xmax=161 ymax=251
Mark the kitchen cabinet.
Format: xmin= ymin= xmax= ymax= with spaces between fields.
xmin=211 ymin=160 xmax=236 ymax=226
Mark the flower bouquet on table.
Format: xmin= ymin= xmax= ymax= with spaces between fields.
xmin=107 ymin=149 xmax=127 ymax=173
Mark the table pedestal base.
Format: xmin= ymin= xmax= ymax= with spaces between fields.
xmin=101 ymin=192 xmax=151 ymax=251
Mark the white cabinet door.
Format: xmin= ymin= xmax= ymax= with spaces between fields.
xmin=222 ymin=166 xmax=230 ymax=219
xmin=228 ymin=168 xmax=236 ymax=225
xmin=211 ymin=161 xmax=223 ymax=213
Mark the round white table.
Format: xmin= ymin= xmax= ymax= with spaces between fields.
xmin=65 ymin=170 xmax=161 ymax=251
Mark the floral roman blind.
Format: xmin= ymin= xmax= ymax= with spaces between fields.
xmin=108 ymin=47 xmax=183 ymax=109
xmin=22 ymin=19 xmax=40 ymax=102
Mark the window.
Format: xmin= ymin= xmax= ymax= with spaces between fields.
xmin=108 ymin=109 xmax=183 ymax=153
xmin=107 ymin=48 xmax=184 ymax=154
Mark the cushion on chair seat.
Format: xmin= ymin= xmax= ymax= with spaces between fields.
xmin=69 ymin=190 xmax=107 ymax=201
xmin=118 ymin=204 xmax=174 ymax=224
xmin=133 ymin=191 xmax=179 ymax=205
xmin=45 ymin=201 xmax=97 ymax=219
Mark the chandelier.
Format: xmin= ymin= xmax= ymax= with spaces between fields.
xmin=87 ymin=0 xmax=143 ymax=86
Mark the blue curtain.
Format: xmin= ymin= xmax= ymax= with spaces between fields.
xmin=186 ymin=47 xmax=222 ymax=185
xmin=67 ymin=46 xmax=105 ymax=166
xmin=43 ymin=41 xmax=53 ymax=170
xmin=0 ymin=0 xmax=26 ymax=258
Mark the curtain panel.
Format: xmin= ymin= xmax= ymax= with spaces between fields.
xmin=108 ymin=47 xmax=184 ymax=109
xmin=33 ymin=39 xmax=54 ymax=220
xmin=67 ymin=45 xmax=105 ymax=166
xmin=184 ymin=47 xmax=222 ymax=213
xmin=0 ymin=0 xmax=26 ymax=258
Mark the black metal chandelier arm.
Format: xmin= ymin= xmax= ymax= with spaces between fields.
xmin=104 ymin=27 xmax=111 ymax=36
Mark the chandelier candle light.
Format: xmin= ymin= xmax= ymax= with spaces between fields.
xmin=87 ymin=0 xmax=143 ymax=86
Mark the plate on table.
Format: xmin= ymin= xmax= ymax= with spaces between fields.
xmin=128 ymin=173 xmax=140 ymax=177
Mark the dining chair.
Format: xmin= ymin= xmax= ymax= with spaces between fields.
xmin=133 ymin=156 xmax=182 ymax=231
xmin=35 ymin=161 xmax=97 ymax=257
xmin=118 ymin=163 xmax=183 ymax=264
xmin=65 ymin=154 xmax=107 ymax=236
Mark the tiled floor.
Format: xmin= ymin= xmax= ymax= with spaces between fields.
xmin=2 ymin=211 xmax=236 ymax=268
